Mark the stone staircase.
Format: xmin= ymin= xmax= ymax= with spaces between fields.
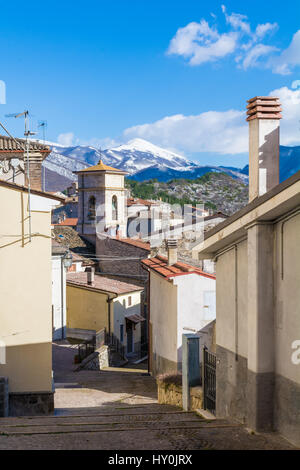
xmin=0 ymin=401 xmax=295 ymax=450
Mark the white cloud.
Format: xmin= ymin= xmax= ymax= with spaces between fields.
xmin=271 ymin=30 xmax=300 ymax=75
xmin=57 ymin=132 xmax=75 ymax=146
xmin=222 ymin=5 xmax=251 ymax=35
xmin=255 ymin=22 xmax=278 ymax=40
xmin=167 ymin=5 xmax=299 ymax=75
xmin=167 ymin=20 xmax=237 ymax=66
xmin=291 ymin=80 xmax=300 ymax=89
xmin=124 ymin=110 xmax=247 ymax=155
xmin=270 ymin=85 xmax=300 ymax=145
xmin=122 ymin=84 xmax=300 ymax=155
xmin=242 ymin=44 xmax=279 ymax=70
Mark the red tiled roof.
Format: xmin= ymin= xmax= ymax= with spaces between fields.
xmin=127 ymin=197 xmax=156 ymax=207
xmin=114 ymin=237 xmax=151 ymax=251
xmin=67 ymin=272 xmax=143 ymax=295
xmin=141 ymin=255 xmax=216 ymax=280
xmin=54 ymin=218 xmax=78 ymax=226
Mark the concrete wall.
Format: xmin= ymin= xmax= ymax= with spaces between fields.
xmin=66 ymin=285 xmax=109 ymax=332
xmin=150 ymin=271 xmax=216 ymax=377
xmin=215 ymin=240 xmax=248 ymax=424
xmin=0 ymin=184 xmax=55 ymax=398
xmin=150 ymin=271 xmax=178 ymax=376
xmin=273 ymin=213 xmax=300 ymax=445
xmin=175 ymin=273 xmax=216 ymax=364
xmin=214 ymin=215 xmax=300 ymax=446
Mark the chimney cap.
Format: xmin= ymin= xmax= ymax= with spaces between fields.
xmin=246 ymin=96 xmax=282 ymax=121
xmin=166 ymin=238 xmax=178 ymax=247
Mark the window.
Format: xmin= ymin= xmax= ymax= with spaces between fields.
xmin=88 ymin=196 xmax=96 ymax=220
xmin=120 ymin=324 xmax=124 ymax=343
xmin=112 ymin=195 xmax=118 ymax=220
xmin=128 ymin=296 xmax=132 ymax=306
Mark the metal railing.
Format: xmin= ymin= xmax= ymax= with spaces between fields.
xmin=105 ymin=331 xmax=126 ymax=359
xmin=78 ymin=340 xmax=95 ymax=363
xmin=202 ymin=346 xmax=216 ymax=415
xmin=95 ymin=328 xmax=106 ymax=350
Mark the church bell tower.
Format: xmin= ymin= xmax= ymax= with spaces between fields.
xmin=76 ymin=160 xmax=127 ymax=245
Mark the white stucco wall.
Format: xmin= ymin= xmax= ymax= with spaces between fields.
xmin=174 ymin=273 xmax=216 ymax=363
xmin=113 ymin=291 xmax=142 ymax=353
xmin=51 ymin=255 xmax=67 ymax=340
xmin=150 ymin=270 xmax=216 ymax=374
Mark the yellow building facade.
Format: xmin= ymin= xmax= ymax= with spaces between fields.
xmin=0 ymin=180 xmax=61 ymax=416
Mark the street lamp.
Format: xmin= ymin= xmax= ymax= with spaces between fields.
xmin=62 ymin=250 xmax=73 ymax=269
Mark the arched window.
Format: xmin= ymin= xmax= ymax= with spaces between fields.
xmin=112 ymin=195 xmax=118 ymax=220
xmin=88 ymin=196 xmax=96 ymax=220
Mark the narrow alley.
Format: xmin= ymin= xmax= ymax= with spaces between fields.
xmin=0 ymin=342 xmax=296 ymax=450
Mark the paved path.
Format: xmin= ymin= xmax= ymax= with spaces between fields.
xmin=0 ymin=342 xmax=296 ymax=450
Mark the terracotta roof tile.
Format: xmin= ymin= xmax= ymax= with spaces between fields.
xmin=0 ymin=135 xmax=50 ymax=152
xmin=127 ymin=197 xmax=156 ymax=207
xmin=76 ymin=160 xmax=126 ymax=174
xmin=67 ymin=272 xmax=143 ymax=295
xmin=54 ymin=218 xmax=78 ymax=226
xmin=141 ymin=255 xmax=216 ymax=280
xmin=114 ymin=237 xmax=151 ymax=251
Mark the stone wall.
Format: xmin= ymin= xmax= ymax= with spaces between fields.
xmin=97 ymin=236 xmax=149 ymax=282
xmin=9 ymin=392 xmax=54 ymax=416
xmin=157 ymin=378 xmax=203 ymax=411
xmin=24 ymin=159 xmax=44 ymax=191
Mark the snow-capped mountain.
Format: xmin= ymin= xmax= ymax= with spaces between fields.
xmin=43 ymin=138 xmax=196 ymax=182
xmin=103 ymin=139 xmax=196 ymax=173
xmin=42 ymin=137 xmax=300 ymax=191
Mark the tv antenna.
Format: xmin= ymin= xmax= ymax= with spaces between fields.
xmin=38 ymin=120 xmax=47 ymax=191
xmin=5 ymin=110 xmax=36 ymax=242
xmin=38 ymin=120 xmax=47 ymax=143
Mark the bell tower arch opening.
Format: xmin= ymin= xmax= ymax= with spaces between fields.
xmin=112 ymin=195 xmax=118 ymax=221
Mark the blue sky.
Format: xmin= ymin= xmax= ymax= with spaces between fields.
xmin=1 ymin=0 xmax=300 ymax=167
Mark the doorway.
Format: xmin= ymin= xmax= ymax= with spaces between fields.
xmin=127 ymin=323 xmax=134 ymax=354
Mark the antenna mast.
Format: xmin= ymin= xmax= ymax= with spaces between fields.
xmin=5 ymin=111 xmax=36 ymax=242
xmin=38 ymin=120 xmax=47 ymax=191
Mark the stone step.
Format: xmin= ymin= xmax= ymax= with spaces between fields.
xmin=0 ymin=418 xmax=235 ymax=436
xmin=0 ymin=410 xmax=202 ymax=426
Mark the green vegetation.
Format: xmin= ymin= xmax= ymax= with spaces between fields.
xmin=126 ymin=179 xmax=198 ymax=207
xmin=126 ymin=171 xmax=248 ymax=215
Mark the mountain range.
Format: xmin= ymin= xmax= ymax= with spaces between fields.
xmin=42 ymin=138 xmax=300 ymax=191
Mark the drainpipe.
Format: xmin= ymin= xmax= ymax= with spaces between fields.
xmin=60 ymin=256 xmax=65 ymax=340
xmin=107 ymin=294 xmax=117 ymax=335
xmin=141 ymin=264 xmax=151 ymax=375
xmin=82 ymin=174 xmax=85 ymax=234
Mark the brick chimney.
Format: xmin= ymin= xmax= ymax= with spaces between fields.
xmin=86 ymin=266 xmax=95 ymax=286
xmin=166 ymin=239 xmax=178 ymax=266
xmin=247 ymin=96 xmax=282 ymax=202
